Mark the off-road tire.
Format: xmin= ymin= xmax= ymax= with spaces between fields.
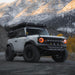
xmin=23 ymin=44 xmax=40 ymax=62
xmin=5 ymin=46 xmax=15 ymax=61
xmin=52 ymin=49 xmax=68 ymax=62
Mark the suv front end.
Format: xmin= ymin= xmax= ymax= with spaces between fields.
xmin=37 ymin=36 xmax=67 ymax=56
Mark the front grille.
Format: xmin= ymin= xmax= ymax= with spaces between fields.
xmin=43 ymin=37 xmax=64 ymax=46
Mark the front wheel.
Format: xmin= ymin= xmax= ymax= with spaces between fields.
xmin=23 ymin=44 xmax=40 ymax=62
xmin=52 ymin=50 xmax=68 ymax=62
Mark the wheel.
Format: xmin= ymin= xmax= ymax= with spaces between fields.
xmin=52 ymin=50 xmax=68 ymax=62
xmin=23 ymin=44 xmax=40 ymax=62
xmin=5 ymin=46 xmax=15 ymax=61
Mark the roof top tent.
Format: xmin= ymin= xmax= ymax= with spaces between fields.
xmin=5 ymin=22 xmax=47 ymax=32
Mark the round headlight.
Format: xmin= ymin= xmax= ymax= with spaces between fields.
xmin=39 ymin=38 xmax=44 ymax=43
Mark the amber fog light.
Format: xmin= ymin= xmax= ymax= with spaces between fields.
xmin=38 ymin=38 xmax=44 ymax=43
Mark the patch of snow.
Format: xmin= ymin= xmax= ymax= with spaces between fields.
xmin=0 ymin=0 xmax=15 ymax=3
xmin=57 ymin=27 xmax=75 ymax=33
xmin=72 ymin=22 xmax=75 ymax=27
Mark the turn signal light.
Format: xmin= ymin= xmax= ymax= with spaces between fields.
xmin=39 ymin=38 xmax=44 ymax=43
xmin=63 ymin=39 xmax=67 ymax=44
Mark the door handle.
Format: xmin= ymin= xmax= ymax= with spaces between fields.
xmin=15 ymin=40 xmax=17 ymax=42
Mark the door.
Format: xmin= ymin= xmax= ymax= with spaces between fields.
xmin=13 ymin=28 xmax=26 ymax=52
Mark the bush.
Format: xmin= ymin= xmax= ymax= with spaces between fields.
xmin=67 ymin=36 xmax=75 ymax=53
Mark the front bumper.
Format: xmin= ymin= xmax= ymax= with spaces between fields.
xmin=37 ymin=44 xmax=66 ymax=51
xmin=37 ymin=44 xmax=67 ymax=56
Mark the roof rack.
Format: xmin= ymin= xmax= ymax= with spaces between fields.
xmin=5 ymin=22 xmax=47 ymax=31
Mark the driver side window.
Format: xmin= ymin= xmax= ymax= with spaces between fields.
xmin=16 ymin=29 xmax=25 ymax=37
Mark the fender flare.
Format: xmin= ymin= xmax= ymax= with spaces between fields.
xmin=24 ymin=40 xmax=37 ymax=47
xmin=7 ymin=43 xmax=14 ymax=51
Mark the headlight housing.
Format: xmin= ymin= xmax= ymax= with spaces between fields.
xmin=38 ymin=37 xmax=44 ymax=43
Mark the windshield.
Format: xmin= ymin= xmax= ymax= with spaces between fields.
xmin=26 ymin=27 xmax=49 ymax=35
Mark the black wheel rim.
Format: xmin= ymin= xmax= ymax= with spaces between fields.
xmin=55 ymin=51 xmax=65 ymax=59
xmin=26 ymin=47 xmax=33 ymax=59
xmin=55 ymin=54 xmax=63 ymax=59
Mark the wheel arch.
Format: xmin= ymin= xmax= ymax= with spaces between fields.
xmin=6 ymin=43 xmax=14 ymax=51
xmin=24 ymin=40 xmax=36 ymax=47
xmin=7 ymin=43 xmax=13 ymax=47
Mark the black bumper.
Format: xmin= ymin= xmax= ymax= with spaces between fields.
xmin=37 ymin=44 xmax=66 ymax=51
xmin=37 ymin=44 xmax=67 ymax=56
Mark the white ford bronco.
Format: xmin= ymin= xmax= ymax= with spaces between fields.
xmin=5 ymin=23 xmax=68 ymax=62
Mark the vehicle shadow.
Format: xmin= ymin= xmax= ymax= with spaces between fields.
xmin=12 ymin=57 xmax=56 ymax=64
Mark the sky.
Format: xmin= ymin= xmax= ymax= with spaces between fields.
xmin=0 ymin=0 xmax=15 ymax=3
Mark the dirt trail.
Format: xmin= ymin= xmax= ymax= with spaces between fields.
xmin=0 ymin=52 xmax=75 ymax=75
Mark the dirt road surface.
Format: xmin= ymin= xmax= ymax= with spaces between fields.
xmin=0 ymin=52 xmax=75 ymax=75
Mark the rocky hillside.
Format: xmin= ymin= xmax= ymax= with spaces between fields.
xmin=0 ymin=0 xmax=74 ymax=29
